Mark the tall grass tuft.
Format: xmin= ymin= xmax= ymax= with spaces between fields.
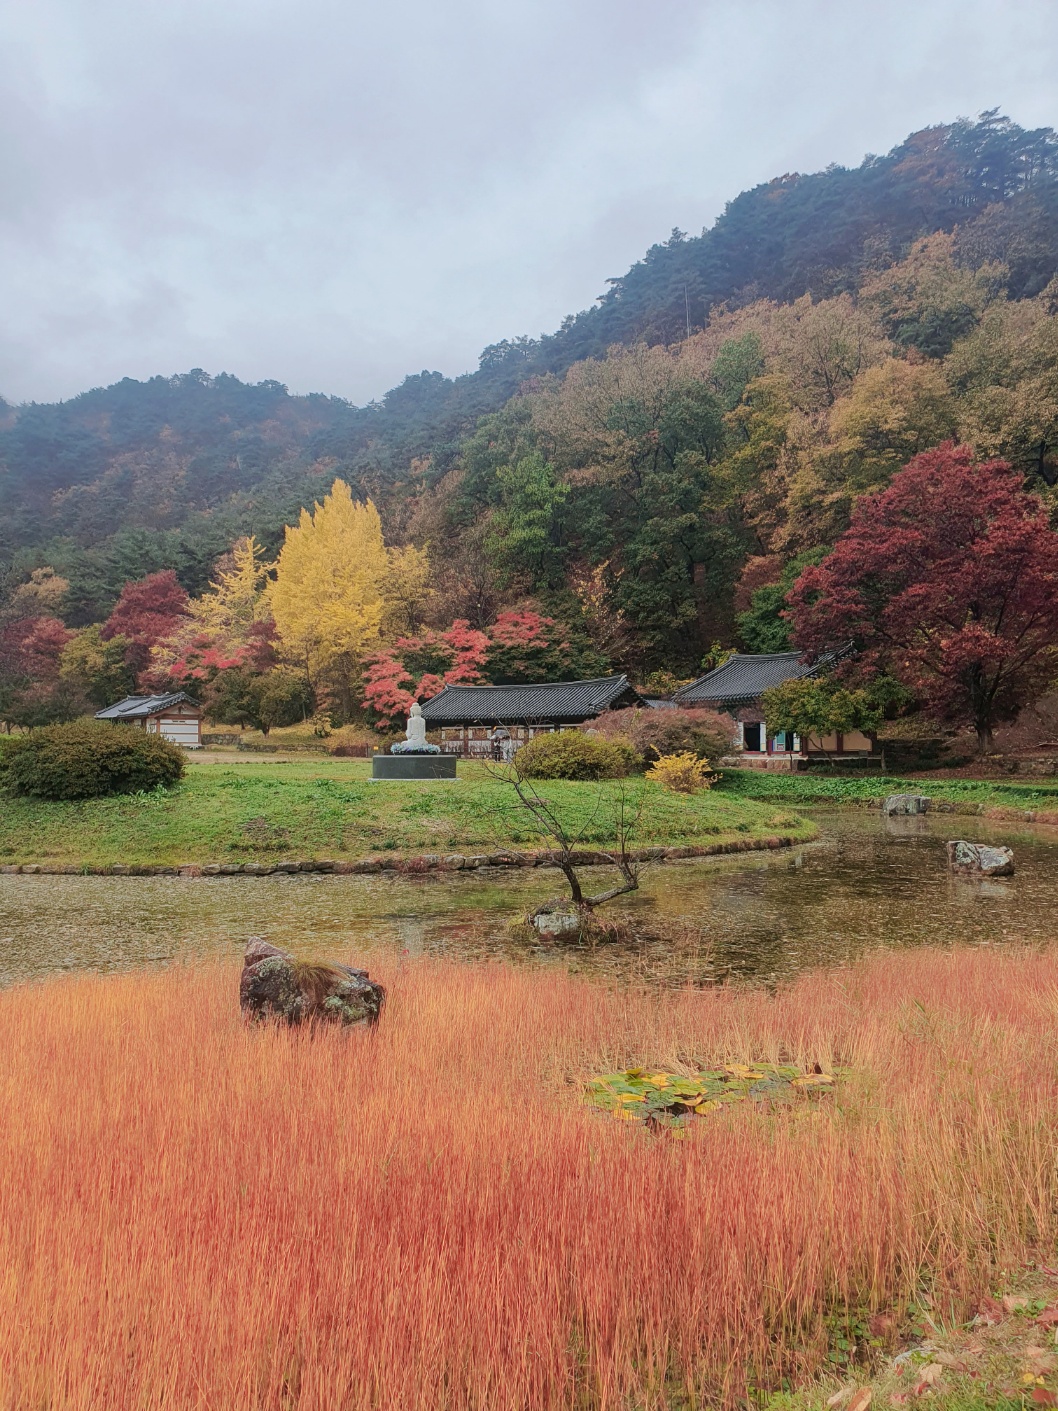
xmin=2 ymin=946 xmax=1058 ymax=1407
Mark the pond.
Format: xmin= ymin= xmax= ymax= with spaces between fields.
xmin=1 ymin=809 xmax=1056 ymax=987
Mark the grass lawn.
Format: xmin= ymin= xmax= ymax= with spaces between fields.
xmin=0 ymin=757 xmax=815 ymax=867
xmin=721 ymin=768 xmax=1058 ymax=814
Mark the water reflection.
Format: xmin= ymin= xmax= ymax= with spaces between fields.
xmin=0 ymin=810 xmax=1055 ymax=986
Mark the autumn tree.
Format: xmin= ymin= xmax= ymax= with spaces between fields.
xmin=787 ymin=444 xmax=1058 ymax=749
xmin=4 ymin=568 xmax=70 ymax=621
xmin=101 ymin=571 xmax=189 ymax=679
xmin=0 ymin=617 xmax=82 ymax=729
xmin=947 ymin=294 xmax=1058 ymax=490
xmin=362 ymin=621 xmax=490 ymax=723
xmin=860 ymin=232 xmax=1005 ymax=357
xmin=59 ymin=625 xmax=136 ymax=708
xmin=269 ymin=480 xmax=390 ymax=719
xmin=149 ymin=536 xmax=276 ymax=686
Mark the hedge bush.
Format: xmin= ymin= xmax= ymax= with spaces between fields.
xmin=646 ymin=751 xmax=719 ymax=794
xmin=0 ymin=721 xmax=186 ymax=800
xmin=515 ymin=729 xmax=638 ymax=780
xmin=586 ymin=706 xmax=735 ymax=766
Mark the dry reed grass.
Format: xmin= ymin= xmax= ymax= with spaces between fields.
xmin=2 ymin=946 xmax=1058 ymax=1409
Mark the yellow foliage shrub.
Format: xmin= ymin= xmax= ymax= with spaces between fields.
xmin=645 ymin=751 xmax=718 ymax=793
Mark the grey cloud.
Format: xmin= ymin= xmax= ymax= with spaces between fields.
xmin=0 ymin=0 xmax=1056 ymax=404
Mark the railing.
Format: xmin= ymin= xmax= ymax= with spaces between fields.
xmin=438 ymin=740 xmax=510 ymax=759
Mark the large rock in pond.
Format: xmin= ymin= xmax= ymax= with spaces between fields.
xmin=240 ymin=938 xmax=385 ymax=1027
xmin=883 ymin=793 xmax=931 ymax=816
xmin=946 ymin=840 xmax=1015 ymax=877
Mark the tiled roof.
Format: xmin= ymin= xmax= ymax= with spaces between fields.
xmin=96 ymin=693 xmax=200 ymax=720
xmin=675 ymin=653 xmax=819 ymax=706
xmin=420 ymin=676 xmax=642 ymax=724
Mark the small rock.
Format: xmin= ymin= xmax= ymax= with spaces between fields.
xmin=529 ymin=907 xmax=583 ymax=937
xmin=239 ymin=938 xmax=385 ymax=1028
xmin=350 ymin=859 xmax=381 ymax=874
xmin=883 ymin=793 xmax=931 ymax=816
xmin=947 ymin=840 xmax=1015 ymax=877
xmin=441 ymin=855 xmax=466 ymax=869
xmin=0 ymin=864 xmax=20 ymax=874
xmin=220 ymin=864 xmax=244 ymax=876
xmin=201 ymin=864 xmax=222 ymax=876
xmin=275 ymin=861 xmax=301 ymax=873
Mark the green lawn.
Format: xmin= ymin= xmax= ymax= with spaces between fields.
xmin=0 ymin=758 xmax=815 ymax=867
xmin=720 ymin=768 xmax=1058 ymax=812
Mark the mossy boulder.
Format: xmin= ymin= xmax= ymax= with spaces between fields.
xmin=239 ymin=938 xmax=385 ymax=1028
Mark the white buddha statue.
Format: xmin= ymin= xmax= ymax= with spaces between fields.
xmin=391 ymin=701 xmax=440 ymax=754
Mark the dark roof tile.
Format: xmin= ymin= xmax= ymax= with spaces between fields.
xmin=96 ymin=693 xmax=200 ymax=719
xmin=420 ymin=676 xmax=642 ymax=723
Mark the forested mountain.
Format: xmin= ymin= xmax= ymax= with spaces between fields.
xmin=3 ymin=110 xmax=1058 ymax=723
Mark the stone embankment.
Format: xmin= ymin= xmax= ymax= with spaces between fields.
xmin=0 ymin=834 xmax=801 ymax=877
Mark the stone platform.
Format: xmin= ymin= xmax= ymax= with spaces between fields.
xmin=371 ymin=754 xmax=457 ymax=781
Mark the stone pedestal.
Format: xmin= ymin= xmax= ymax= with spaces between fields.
xmin=372 ymin=755 xmax=457 ymax=781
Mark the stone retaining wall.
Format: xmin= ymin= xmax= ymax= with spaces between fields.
xmin=0 ymin=835 xmax=800 ymax=878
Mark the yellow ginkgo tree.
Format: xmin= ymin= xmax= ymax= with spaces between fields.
xmin=269 ymin=480 xmax=392 ymax=716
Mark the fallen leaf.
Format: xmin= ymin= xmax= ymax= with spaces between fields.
xmin=791 ymin=1073 xmax=835 ymax=1086
xmin=977 ymin=1296 xmax=1006 ymax=1325
xmin=913 ymin=1364 xmax=944 ymax=1394
xmin=889 ymin=1396 xmax=909 ymax=1407
xmin=934 ymin=1352 xmax=967 ymax=1371
xmin=846 ymin=1389 xmax=872 ymax=1411
xmin=1032 ymin=1391 xmax=1058 ymax=1406
xmin=868 ymin=1312 xmax=896 ymax=1340
xmin=964 ymin=1343 xmax=984 ymax=1356
xmin=1004 ymin=1295 xmax=1031 ymax=1314
xmin=825 ymin=1389 xmax=850 ymax=1408
xmin=1027 ymin=1349 xmax=1058 ymax=1372
xmin=1038 ymin=1307 xmax=1058 ymax=1327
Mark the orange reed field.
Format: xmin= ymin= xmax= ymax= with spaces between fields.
xmin=2 ymin=946 xmax=1058 ymax=1409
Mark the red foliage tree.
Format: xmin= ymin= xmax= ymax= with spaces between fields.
xmin=102 ymin=572 xmax=189 ymax=680
xmin=787 ymin=444 xmax=1058 ymax=749
xmin=0 ymin=616 xmax=80 ymax=728
xmin=362 ymin=621 xmax=490 ymax=723
xmin=484 ymin=610 xmax=571 ymax=684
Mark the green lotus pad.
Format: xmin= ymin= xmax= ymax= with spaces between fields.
xmin=586 ymin=1063 xmax=838 ymax=1127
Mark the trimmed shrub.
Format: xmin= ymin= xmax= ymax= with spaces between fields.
xmin=646 ymin=751 xmax=719 ymax=794
xmin=0 ymin=721 xmax=185 ymax=800
xmin=586 ymin=706 xmax=736 ymax=766
xmin=515 ymin=730 xmax=637 ymax=780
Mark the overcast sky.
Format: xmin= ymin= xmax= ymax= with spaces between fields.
xmin=1 ymin=0 xmax=1056 ymax=407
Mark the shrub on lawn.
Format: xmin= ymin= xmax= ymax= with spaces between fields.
xmin=0 ymin=720 xmax=185 ymax=800
xmin=515 ymin=729 xmax=637 ymax=780
xmin=646 ymin=751 xmax=719 ymax=793
xmin=586 ymin=706 xmax=736 ymax=765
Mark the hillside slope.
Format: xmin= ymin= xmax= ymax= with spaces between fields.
xmin=1 ymin=110 xmax=1056 ymax=652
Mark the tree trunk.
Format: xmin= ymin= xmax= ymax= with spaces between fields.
xmin=976 ymin=719 xmax=994 ymax=753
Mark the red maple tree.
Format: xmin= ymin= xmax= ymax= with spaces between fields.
xmin=102 ymin=571 xmax=189 ymax=680
xmin=787 ymin=443 xmax=1058 ymax=749
xmin=0 ymin=616 xmax=78 ymax=727
xmin=362 ymin=621 xmax=490 ymax=722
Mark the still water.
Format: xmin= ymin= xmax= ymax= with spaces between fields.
xmin=1 ymin=810 xmax=1055 ymax=987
